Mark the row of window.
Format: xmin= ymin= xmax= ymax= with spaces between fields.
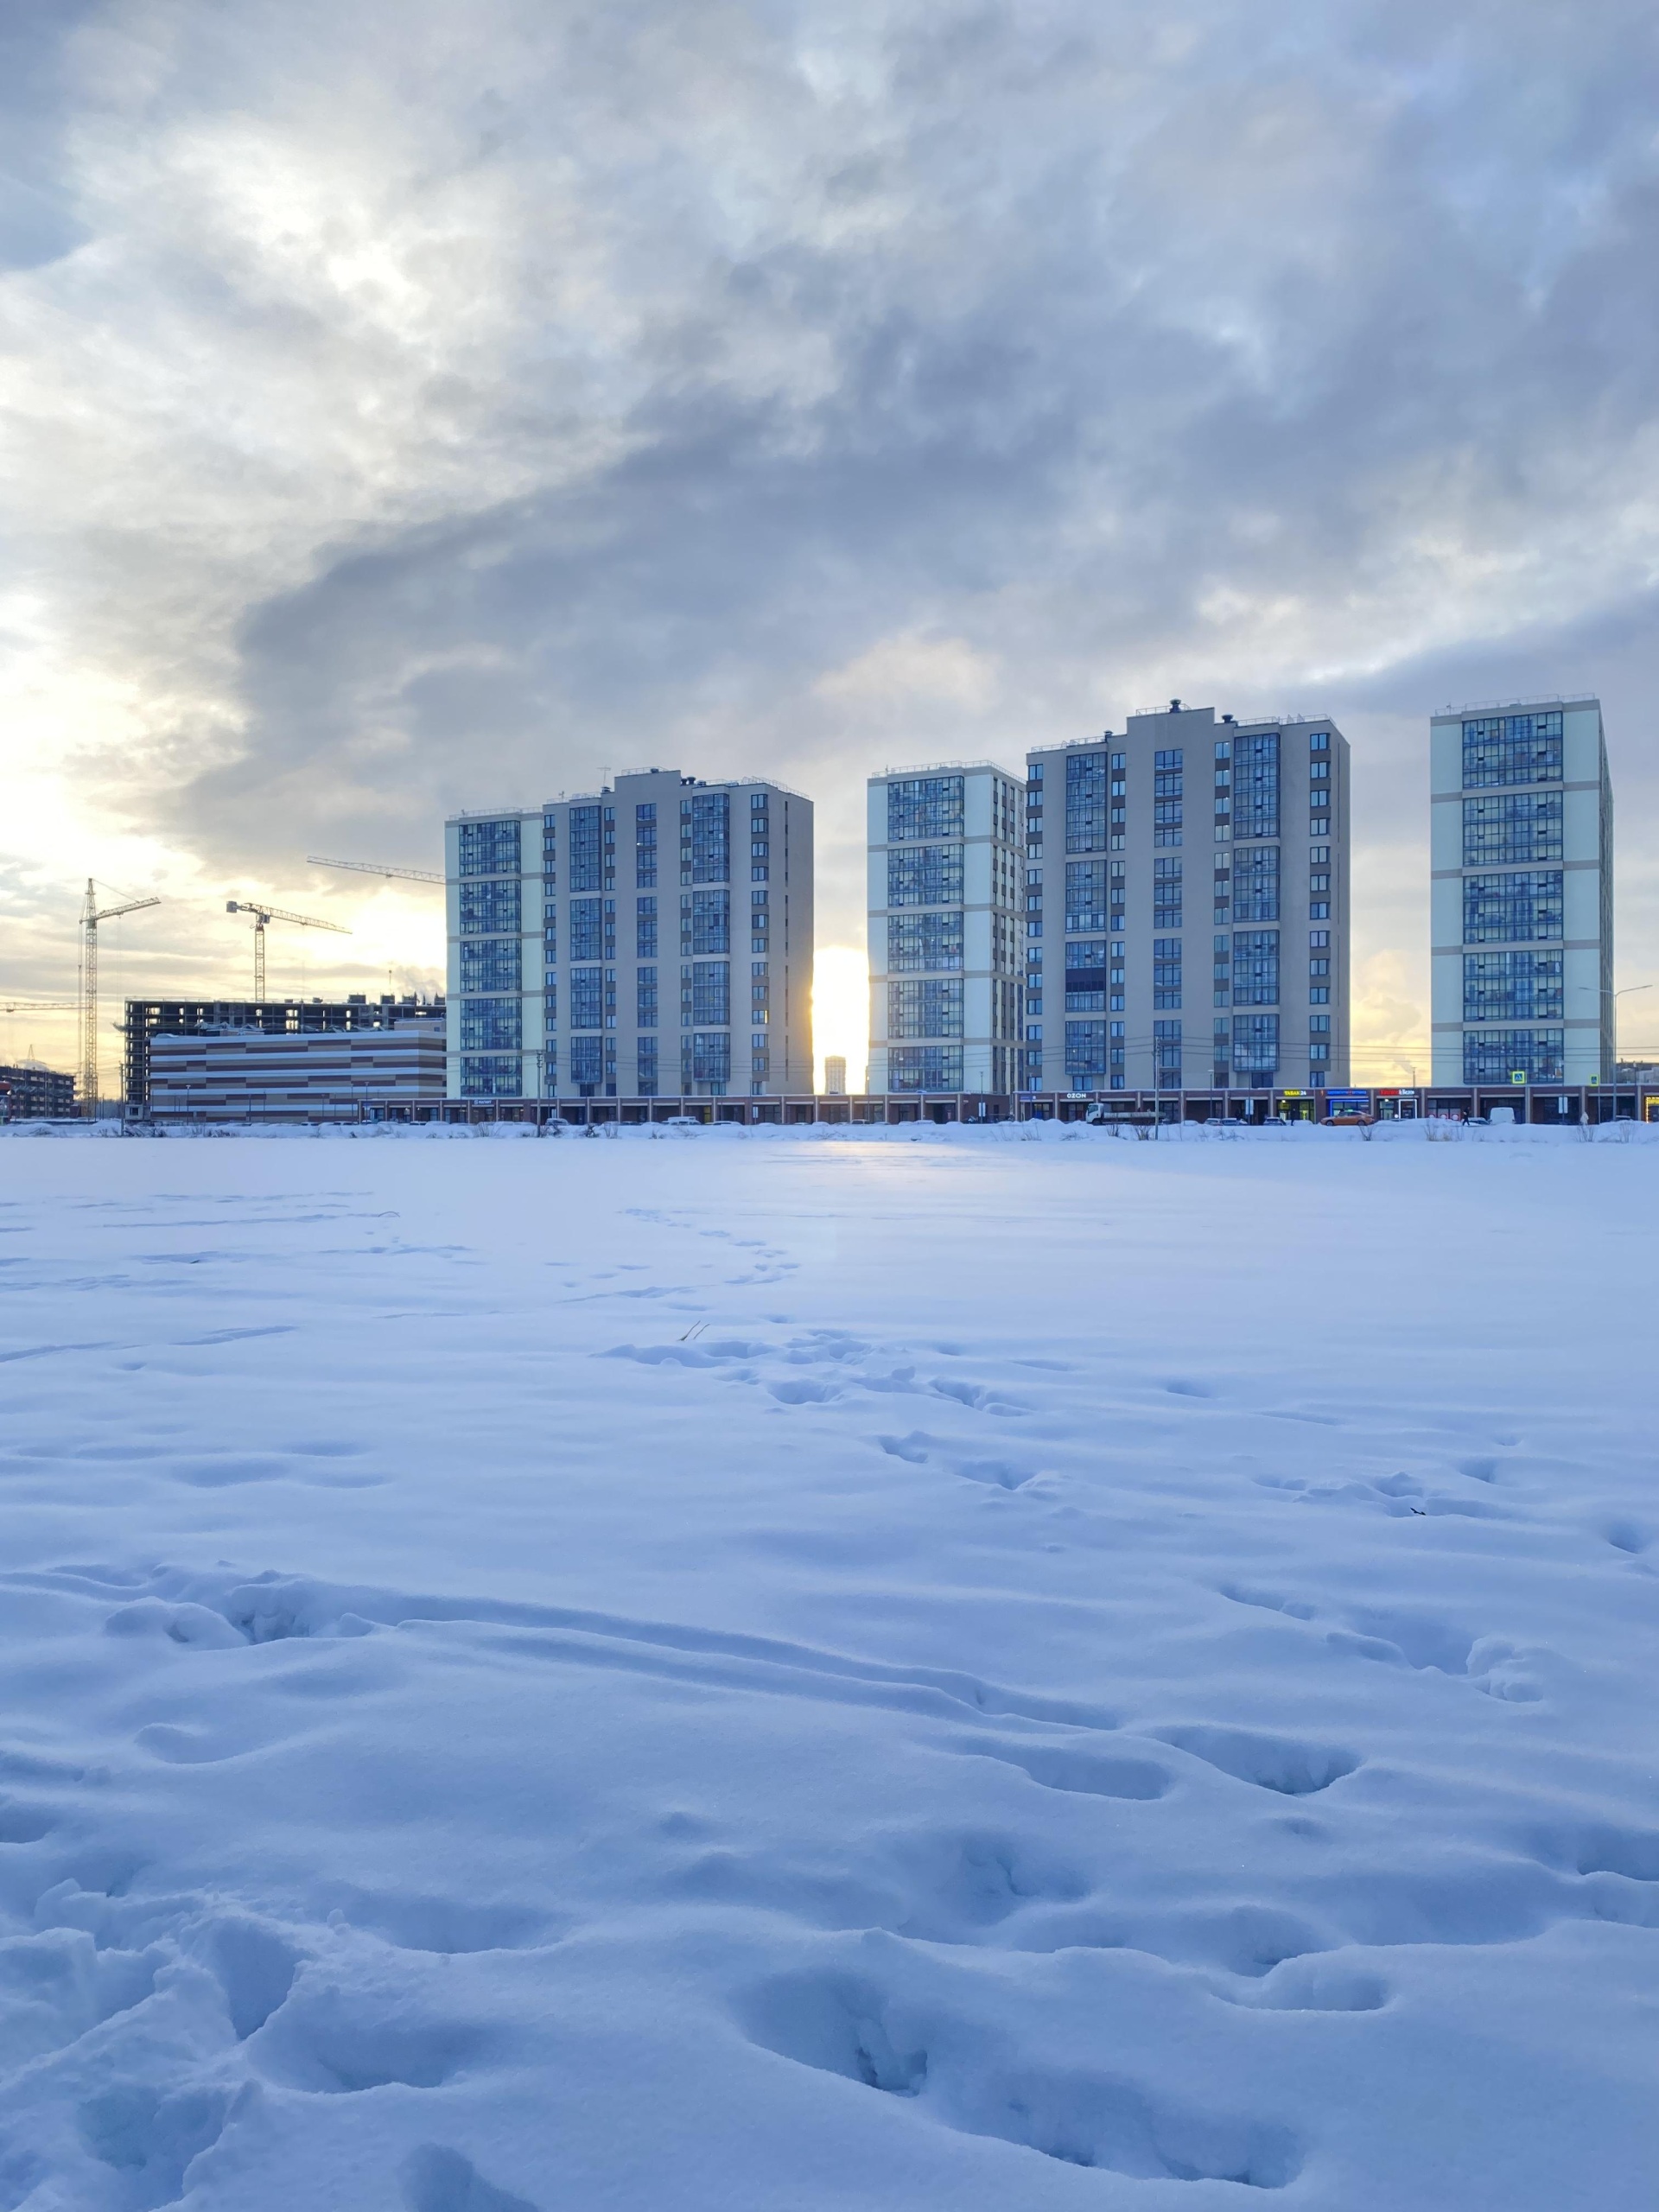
xmin=461 ymin=793 xmax=779 ymax=896
xmin=1462 ymin=1029 xmax=1565 ymax=1084
xmin=1025 ymin=731 xmax=1332 ymax=855
xmin=460 ymin=1032 xmax=766 ymax=1098
xmin=887 ymin=775 xmax=964 ymax=843
xmin=1462 ymin=868 xmax=1563 ymax=944
xmin=1058 ymin=1013 xmax=1314 ymax=1083
xmin=464 ymin=958 xmax=779 ymax=1036
xmin=1461 ymin=711 xmax=1563 ymax=791
xmin=464 ymin=889 xmax=773 ymax=957
xmin=1464 ymin=792 xmax=1562 ymax=866
xmin=1463 ymin=950 xmax=1564 ymax=1021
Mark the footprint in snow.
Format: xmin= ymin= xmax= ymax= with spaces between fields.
xmin=402 ymin=2145 xmax=539 ymax=2212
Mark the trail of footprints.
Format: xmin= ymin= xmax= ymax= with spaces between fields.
xmin=602 ymin=1325 xmax=1051 ymax=1493
xmin=3 ymin=1564 xmax=1656 ymax=2196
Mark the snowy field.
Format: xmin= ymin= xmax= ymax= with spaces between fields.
xmin=0 ymin=1122 xmax=1656 ymax=2212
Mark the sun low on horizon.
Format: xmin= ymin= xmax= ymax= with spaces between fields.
xmin=812 ymin=945 xmax=869 ymax=1089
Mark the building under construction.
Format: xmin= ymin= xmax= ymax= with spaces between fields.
xmin=124 ymin=996 xmax=445 ymax=1113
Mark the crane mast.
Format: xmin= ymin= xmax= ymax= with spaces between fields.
xmin=79 ymin=880 xmax=162 ymax=1116
xmin=226 ymin=902 xmax=350 ymax=999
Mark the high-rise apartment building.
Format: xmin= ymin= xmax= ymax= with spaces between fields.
xmin=1024 ymin=704 xmax=1351 ymax=1093
xmin=867 ymin=764 xmax=1025 ymax=1094
xmin=445 ymin=769 xmax=812 ymax=1100
xmin=1430 ymin=697 xmax=1612 ymax=1085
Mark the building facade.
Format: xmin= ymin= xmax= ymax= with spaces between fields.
xmin=1024 ymin=703 xmax=1351 ymax=1094
xmin=866 ymin=764 xmax=1025 ymax=1095
xmin=148 ymin=1020 xmax=445 ymax=1121
xmin=0 ymin=1062 xmax=75 ymax=1118
xmin=124 ymin=996 xmax=444 ymax=1109
xmin=1430 ymin=697 xmax=1612 ymax=1085
xmin=445 ymin=769 xmax=812 ymax=1101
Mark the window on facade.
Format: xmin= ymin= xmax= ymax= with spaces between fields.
xmin=690 ymin=962 xmax=730 ymax=1026
xmin=460 ymin=999 xmax=521 ymax=1052
xmin=1065 ymin=941 xmax=1107 ymax=1009
xmin=1464 ymin=950 xmax=1564 ymax=1022
xmin=569 ymin=897 xmax=602 ymax=961
xmin=887 ymin=912 xmax=964 ymax=972
xmin=458 ymin=880 xmax=520 ymax=934
xmin=636 ymin=967 xmax=658 ymax=1028
xmin=1462 ymin=870 xmax=1564 ymax=944
xmin=460 ymin=1053 xmax=521 ymax=1096
xmin=1463 ymin=1028 xmax=1564 ymax=1084
xmin=1233 ymin=733 xmax=1281 ymax=840
xmin=1233 ymin=845 xmax=1280 ymax=923
xmin=1153 ymin=857 xmax=1182 ymax=928
xmin=1154 ymin=1019 xmax=1182 ymax=1087
xmin=635 ymin=804 xmax=658 ymax=887
xmin=568 ymin=805 xmax=602 ymax=893
xmin=1463 ymin=791 xmax=1563 ymax=867
xmin=683 ymin=1032 xmax=732 ymax=1088
xmin=636 ymin=896 xmax=658 ymax=958
xmin=888 ymin=1044 xmax=963 ymax=1091
xmin=888 ymin=977 xmax=964 ymax=1039
xmin=1232 ymin=1013 xmax=1279 ymax=1073
xmin=459 ymin=938 xmax=521 ymax=993
xmin=888 ymin=845 xmax=964 ymax=907
xmin=887 ymin=774 xmax=964 ymax=842
xmin=1232 ymin=931 xmax=1280 ymax=1005
xmin=1462 ymin=710 xmax=1563 ymax=789
xmin=1065 ymin=1020 xmax=1108 ymax=1081
xmin=684 ymin=792 xmax=730 ymax=883
xmin=637 ymin=1036 xmax=658 ymax=1095
xmin=1153 ymin=937 xmax=1183 ymax=1010
xmin=569 ymin=1036 xmax=601 ymax=1090
xmin=1065 ymin=752 xmax=1108 ymax=852
xmin=1065 ymin=860 xmax=1107 ymax=932
xmin=685 ymin=888 xmax=730 ymax=954
xmin=458 ymin=819 xmax=520 ymax=877
xmin=569 ymin=968 xmax=603 ymax=1029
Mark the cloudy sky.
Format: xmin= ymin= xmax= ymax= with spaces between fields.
xmin=3 ymin=0 xmax=1658 ymax=1085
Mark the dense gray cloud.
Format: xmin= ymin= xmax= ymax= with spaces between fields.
xmin=3 ymin=0 xmax=1659 ymax=1070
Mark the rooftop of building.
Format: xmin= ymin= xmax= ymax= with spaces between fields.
xmin=1431 ymin=694 xmax=1599 ymax=719
xmin=1032 ymin=703 xmax=1340 ymax=753
xmin=870 ymin=760 xmax=1021 ymax=781
xmin=448 ymin=768 xmax=808 ymax=820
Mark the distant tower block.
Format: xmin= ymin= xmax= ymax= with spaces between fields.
xmin=1430 ymin=696 xmax=1613 ymax=1085
xmin=824 ymin=1054 xmax=847 ymax=1096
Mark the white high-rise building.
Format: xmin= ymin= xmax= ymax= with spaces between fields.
xmin=866 ymin=764 xmax=1024 ymax=1096
xmin=446 ymin=768 xmax=812 ymax=1101
xmin=1430 ymin=697 xmax=1613 ymax=1085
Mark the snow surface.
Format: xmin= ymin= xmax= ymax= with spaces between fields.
xmin=0 ymin=1119 xmax=1656 ymax=2211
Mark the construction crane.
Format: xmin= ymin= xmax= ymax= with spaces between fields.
xmin=306 ymin=855 xmax=443 ymax=884
xmin=80 ymin=881 xmax=162 ymax=1116
xmin=0 ymin=1001 xmax=78 ymax=1013
xmin=226 ymin=902 xmax=350 ymax=1000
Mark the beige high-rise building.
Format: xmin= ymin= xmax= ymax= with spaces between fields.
xmin=446 ymin=769 xmax=813 ymax=1101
